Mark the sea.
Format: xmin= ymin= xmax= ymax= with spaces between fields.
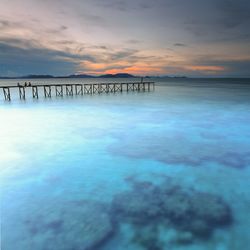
xmin=1 ymin=77 xmax=250 ymax=250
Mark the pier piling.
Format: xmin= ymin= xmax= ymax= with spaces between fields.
xmin=0 ymin=81 xmax=155 ymax=101
xmin=32 ymin=86 xmax=39 ymax=98
xmin=19 ymin=86 xmax=26 ymax=100
xmin=55 ymin=85 xmax=63 ymax=96
xmin=75 ymin=84 xmax=83 ymax=95
xmin=66 ymin=84 xmax=73 ymax=96
xmin=44 ymin=85 xmax=52 ymax=98
xmin=84 ymin=84 xmax=92 ymax=94
xmin=3 ymin=87 xmax=11 ymax=101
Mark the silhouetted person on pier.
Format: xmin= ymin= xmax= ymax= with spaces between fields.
xmin=17 ymin=83 xmax=20 ymax=87
xmin=28 ymin=82 xmax=32 ymax=86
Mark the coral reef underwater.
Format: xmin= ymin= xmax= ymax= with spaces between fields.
xmin=109 ymin=132 xmax=250 ymax=169
xmin=18 ymin=200 xmax=114 ymax=250
xmin=111 ymin=178 xmax=233 ymax=247
xmin=16 ymin=178 xmax=233 ymax=250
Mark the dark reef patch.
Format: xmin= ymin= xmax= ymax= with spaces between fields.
xmin=19 ymin=180 xmax=233 ymax=249
xmin=132 ymin=224 xmax=163 ymax=250
xmin=111 ymin=178 xmax=233 ymax=246
xmin=111 ymin=182 xmax=161 ymax=224
xmin=22 ymin=200 xmax=114 ymax=250
xmin=109 ymin=132 xmax=250 ymax=169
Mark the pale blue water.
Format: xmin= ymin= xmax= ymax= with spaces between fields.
xmin=1 ymin=78 xmax=250 ymax=250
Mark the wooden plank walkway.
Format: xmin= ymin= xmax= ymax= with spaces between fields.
xmin=0 ymin=81 xmax=155 ymax=101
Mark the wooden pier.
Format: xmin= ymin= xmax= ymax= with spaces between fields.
xmin=0 ymin=81 xmax=155 ymax=101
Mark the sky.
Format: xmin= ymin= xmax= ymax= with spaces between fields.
xmin=0 ymin=0 xmax=250 ymax=77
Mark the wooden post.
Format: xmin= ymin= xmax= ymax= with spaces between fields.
xmin=32 ymin=86 xmax=38 ymax=98
xmin=108 ymin=83 xmax=115 ymax=92
xmin=44 ymin=86 xmax=51 ymax=98
xmin=105 ymin=84 xmax=109 ymax=93
xmin=114 ymin=83 xmax=122 ymax=92
xmin=75 ymin=84 xmax=83 ymax=95
xmin=3 ymin=87 xmax=11 ymax=101
xmin=84 ymin=84 xmax=92 ymax=94
xmin=100 ymin=84 xmax=104 ymax=93
xmin=75 ymin=84 xmax=78 ymax=95
xmin=19 ymin=86 xmax=26 ymax=99
xmin=133 ymin=83 xmax=139 ymax=91
xmin=127 ymin=83 xmax=132 ymax=91
xmin=55 ymin=85 xmax=63 ymax=96
xmin=66 ymin=84 xmax=73 ymax=96
xmin=99 ymin=83 xmax=106 ymax=93
xmin=93 ymin=84 xmax=99 ymax=94
xmin=138 ymin=82 xmax=141 ymax=91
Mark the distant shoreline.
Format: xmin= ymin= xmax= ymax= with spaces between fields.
xmin=0 ymin=76 xmax=249 ymax=80
xmin=0 ymin=73 xmax=138 ymax=80
xmin=0 ymin=74 xmax=249 ymax=80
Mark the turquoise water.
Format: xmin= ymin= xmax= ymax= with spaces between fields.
xmin=1 ymin=78 xmax=250 ymax=250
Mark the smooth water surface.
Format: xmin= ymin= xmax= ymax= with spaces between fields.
xmin=1 ymin=78 xmax=250 ymax=250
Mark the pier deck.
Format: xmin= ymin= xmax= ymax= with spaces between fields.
xmin=0 ymin=81 xmax=155 ymax=101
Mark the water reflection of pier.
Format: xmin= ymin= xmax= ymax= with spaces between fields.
xmin=0 ymin=81 xmax=155 ymax=101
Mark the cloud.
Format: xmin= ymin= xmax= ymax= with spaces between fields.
xmin=60 ymin=25 xmax=68 ymax=30
xmin=45 ymin=25 xmax=69 ymax=35
xmin=184 ymin=65 xmax=225 ymax=73
xmin=0 ymin=38 xmax=96 ymax=61
xmin=200 ymin=59 xmax=250 ymax=77
xmin=224 ymin=60 xmax=250 ymax=77
xmin=182 ymin=0 xmax=250 ymax=43
xmin=0 ymin=19 xmax=24 ymax=31
xmin=93 ymin=0 xmax=156 ymax=11
xmin=0 ymin=20 xmax=10 ymax=29
xmin=79 ymin=13 xmax=107 ymax=27
xmin=98 ymin=45 xmax=108 ymax=50
xmin=126 ymin=39 xmax=142 ymax=44
xmin=187 ymin=55 xmax=250 ymax=77
xmin=1 ymin=0 xmax=250 ymax=77
xmin=0 ymin=49 xmax=76 ymax=77
xmin=0 ymin=39 xmax=97 ymax=76
xmin=218 ymin=0 xmax=250 ymax=29
xmin=109 ymin=49 xmax=138 ymax=61
xmin=174 ymin=43 xmax=187 ymax=47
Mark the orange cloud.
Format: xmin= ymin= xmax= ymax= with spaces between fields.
xmin=104 ymin=66 xmax=165 ymax=75
xmin=184 ymin=65 xmax=225 ymax=73
xmin=78 ymin=55 xmax=228 ymax=76
xmin=79 ymin=60 xmax=168 ymax=75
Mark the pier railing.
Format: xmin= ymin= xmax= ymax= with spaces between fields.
xmin=0 ymin=81 xmax=155 ymax=101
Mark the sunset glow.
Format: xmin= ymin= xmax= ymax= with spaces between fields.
xmin=0 ymin=0 xmax=250 ymax=77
